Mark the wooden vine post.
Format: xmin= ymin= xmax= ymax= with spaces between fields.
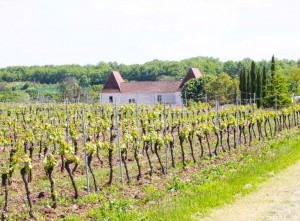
xmin=115 ymin=103 xmax=124 ymax=185
xmin=236 ymin=95 xmax=240 ymax=146
xmin=163 ymin=102 xmax=168 ymax=174
xmin=81 ymin=108 xmax=90 ymax=194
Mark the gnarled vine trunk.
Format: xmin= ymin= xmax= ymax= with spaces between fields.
xmin=179 ymin=138 xmax=186 ymax=168
xmin=47 ymin=169 xmax=56 ymax=208
xmin=121 ymin=149 xmax=130 ymax=181
xmin=145 ymin=141 xmax=153 ymax=176
xmin=188 ymin=135 xmax=196 ymax=163
xmin=65 ymin=161 xmax=78 ymax=199
xmin=1 ymin=173 xmax=8 ymax=220
xmin=87 ymin=154 xmax=98 ymax=191
xmin=154 ymin=143 xmax=165 ymax=174
xmin=21 ymin=168 xmax=34 ymax=218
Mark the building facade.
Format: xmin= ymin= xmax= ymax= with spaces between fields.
xmin=100 ymin=68 xmax=201 ymax=105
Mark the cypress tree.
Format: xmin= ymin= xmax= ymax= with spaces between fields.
xmin=239 ymin=69 xmax=243 ymax=93
xmin=271 ymin=55 xmax=275 ymax=78
xmin=239 ymin=68 xmax=246 ymax=103
xmin=256 ymin=68 xmax=262 ymax=108
xmin=250 ymin=61 xmax=257 ymax=99
xmin=246 ymin=70 xmax=251 ymax=100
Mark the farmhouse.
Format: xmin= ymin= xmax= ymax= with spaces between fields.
xmin=100 ymin=68 xmax=202 ymax=105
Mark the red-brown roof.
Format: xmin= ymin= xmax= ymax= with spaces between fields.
xmin=102 ymin=81 xmax=182 ymax=93
xmin=122 ymin=81 xmax=181 ymax=93
xmin=102 ymin=68 xmax=201 ymax=93
xmin=179 ymin=68 xmax=202 ymax=88
xmin=102 ymin=71 xmax=124 ymax=92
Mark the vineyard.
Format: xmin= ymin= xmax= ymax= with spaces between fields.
xmin=0 ymin=101 xmax=300 ymax=220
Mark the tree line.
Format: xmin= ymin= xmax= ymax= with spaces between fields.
xmin=0 ymin=57 xmax=299 ymax=87
xmin=182 ymin=56 xmax=300 ymax=107
xmin=239 ymin=55 xmax=299 ymax=108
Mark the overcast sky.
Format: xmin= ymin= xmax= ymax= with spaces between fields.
xmin=0 ymin=0 xmax=299 ymax=67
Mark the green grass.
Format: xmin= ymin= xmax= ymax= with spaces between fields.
xmin=143 ymin=131 xmax=300 ymax=221
xmin=37 ymin=84 xmax=60 ymax=93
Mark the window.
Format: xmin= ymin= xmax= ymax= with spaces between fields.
xmin=157 ymin=95 xmax=162 ymax=103
xmin=129 ymin=99 xmax=136 ymax=103
xmin=109 ymin=96 xmax=113 ymax=103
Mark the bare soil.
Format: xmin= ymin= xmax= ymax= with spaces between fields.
xmin=199 ymin=160 xmax=300 ymax=221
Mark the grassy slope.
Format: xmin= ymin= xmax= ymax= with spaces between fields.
xmin=144 ymin=130 xmax=300 ymax=221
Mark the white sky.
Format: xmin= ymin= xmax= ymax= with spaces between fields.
xmin=0 ymin=0 xmax=299 ymax=67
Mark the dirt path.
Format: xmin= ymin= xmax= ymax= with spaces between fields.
xmin=199 ymin=160 xmax=300 ymax=221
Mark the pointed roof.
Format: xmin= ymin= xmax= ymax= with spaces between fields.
xmin=179 ymin=68 xmax=202 ymax=88
xmin=102 ymin=71 xmax=124 ymax=92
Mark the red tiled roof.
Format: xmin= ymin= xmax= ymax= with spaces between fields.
xmin=102 ymin=71 xmax=124 ymax=92
xmin=179 ymin=68 xmax=202 ymax=88
xmin=102 ymin=81 xmax=182 ymax=93
xmin=120 ymin=81 xmax=182 ymax=93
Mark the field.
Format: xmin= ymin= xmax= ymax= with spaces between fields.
xmin=0 ymin=82 xmax=60 ymax=103
xmin=0 ymin=101 xmax=299 ymax=220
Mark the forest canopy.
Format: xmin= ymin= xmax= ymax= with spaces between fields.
xmin=0 ymin=57 xmax=299 ymax=86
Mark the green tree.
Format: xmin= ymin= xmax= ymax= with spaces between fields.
xmin=250 ymin=61 xmax=257 ymax=97
xmin=59 ymin=77 xmax=84 ymax=102
xmin=204 ymin=72 xmax=239 ymax=101
xmin=223 ymin=60 xmax=238 ymax=76
xmin=25 ymin=87 xmax=38 ymax=100
xmin=264 ymin=56 xmax=291 ymax=108
xmin=246 ymin=71 xmax=251 ymax=100
xmin=271 ymin=55 xmax=275 ymax=78
xmin=181 ymin=75 xmax=215 ymax=103
xmin=288 ymin=67 xmax=300 ymax=94
xmin=239 ymin=68 xmax=247 ymax=103
xmin=262 ymin=66 xmax=267 ymax=98
xmin=79 ymin=75 xmax=90 ymax=87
